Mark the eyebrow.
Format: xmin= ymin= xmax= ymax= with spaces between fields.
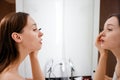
xmin=104 ymin=24 xmax=115 ymax=28
xmin=107 ymin=24 xmax=115 ymax=26
xmin=33 ymin=23 xmax=37 ymax=26
xmin=32 ymin=23 xmax=37 ymax=27
xmin=104 ymin=24 xmax=114 ymax=29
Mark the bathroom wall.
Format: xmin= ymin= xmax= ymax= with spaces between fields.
xmin=16 ymin=0 xmax=100 ymax=78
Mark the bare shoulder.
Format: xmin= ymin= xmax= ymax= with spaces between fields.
xmin=0 ymin=72 xmax=14 ymax=80
xmin=0 ymin=72 xmax=25 ymax=80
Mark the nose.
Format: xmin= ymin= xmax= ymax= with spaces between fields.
xmin=38 ymin=28 xmax=43 ymax=37
xmin=100 ymin=31 xmax=105 ymax=37
xmin=38 ymin=30 xmax=43 ymax=37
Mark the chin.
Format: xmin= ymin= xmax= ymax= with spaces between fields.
xmin=38 ymin=47 xmax=42 ymax=50
xmin=38 ymin=46 xmax=42 ymax=50
xmin=101 ymin=45 xmax=107 ymax=49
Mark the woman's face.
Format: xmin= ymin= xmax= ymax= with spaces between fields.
xmin=100 ymin=16 xmax=120 ymax=50
xmin=20 ymin=16 xmax=43 ymax=52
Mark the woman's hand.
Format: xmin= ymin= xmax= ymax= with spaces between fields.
xmin=95 ymin=32 xmax=104 ymax=52
xmin=95 ymin=32 xmax=108 ymax=56
xmin=29 ymin=51 xmax=39 ymax=57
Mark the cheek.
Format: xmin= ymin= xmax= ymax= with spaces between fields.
xmin=27 ymin=34 xmax=41 ymax=50
xmin=22 ymin=37 xmax=34 ymax=48
xmin=22 ymin=33 xmax=36 ymax=45
xmin=108 ymin=35 xmax=120 ymax=48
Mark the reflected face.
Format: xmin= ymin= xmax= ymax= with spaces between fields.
xmin=100 ymin=16 xmax=120 ymax=50
xmin=20 ymin=16 xmax=43 ymax=52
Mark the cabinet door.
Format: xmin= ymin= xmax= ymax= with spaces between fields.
xmin=99 ymin=0 xmax=120 ymax=77
xmin=0 ymin=0 xmax=15 ymax=21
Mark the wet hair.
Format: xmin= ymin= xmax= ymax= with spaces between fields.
xmin=108 ymin=13 xmax=120 ymax=26
xmin=0 ymin=12 xmax=29 ymax=73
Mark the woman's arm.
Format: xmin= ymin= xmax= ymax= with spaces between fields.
xmin=93 ymin=33 xmax=110 ymax=80
xmin=29 ymin=51 xmax=45 ymax=80
xmin=93 ymin=51 xmax=108 ymax=80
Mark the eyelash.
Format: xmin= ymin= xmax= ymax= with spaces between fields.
xmin=33 ymin=28 xmax=37 ymax=31
xmin=33 ymin=28 xmax=41 ymax=31
xmin=107 ymin=28 xmax=112 ymax=31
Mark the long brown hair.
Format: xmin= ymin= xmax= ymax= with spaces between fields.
xmin=0 ymin=12 xmax=29 ymax=73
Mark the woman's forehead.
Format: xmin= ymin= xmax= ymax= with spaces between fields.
xmin=105 ymin=17 xmax=119 ymax=26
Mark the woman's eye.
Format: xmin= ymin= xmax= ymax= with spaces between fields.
xmin=33 ymin=28 xmax=37 ymax=31
xmin=107 ymin=28 xmax=112 ymax=31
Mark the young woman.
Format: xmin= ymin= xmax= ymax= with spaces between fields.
xmin=0 ymin=12 xmax=45 ymax=80
xmin=93 ymin=13 xmax=120 ymax=80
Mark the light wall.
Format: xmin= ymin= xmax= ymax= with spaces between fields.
xmin=16 ymin=0 xmax=100 ymax=78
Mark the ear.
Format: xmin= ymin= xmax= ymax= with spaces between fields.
xmin=11 ymin=32 xmax=22 ymax=43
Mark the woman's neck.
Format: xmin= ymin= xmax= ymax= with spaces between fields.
xmin=111 ymin=48 xmax=120 ymax=61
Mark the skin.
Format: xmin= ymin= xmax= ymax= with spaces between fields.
xmin=93 ymin=16 xmax=120 ymax=80
xmin=0 ymin=16 xmax=45 ymax=80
